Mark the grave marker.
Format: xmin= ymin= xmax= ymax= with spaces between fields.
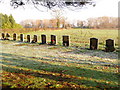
xmin=13 ymin=33 xmax=16 ymax=41
xmin=27 ymin=35 xmax=30 ymax=42
xmin=1 ymin=33 xmax=5 ymax=39
xmin=90 ymin=38 xmax=98 ymax=50
xmin=20 ymin=34 xmax=24 ymax=42
xmin=31 ymin=35 xmax=38 ymax=43
xmin=6 ymin=33 xmax=10 ymax=40
xmin=105 ymin=39 xmax=115 ymax=52
xmin=34 ymin=35 xmax=37 ymax=42
xmin=51 ymin=35 xmax=57 ymax=45
xmin=63 ymin=35 xmax=70 ymax=46
xmin=41 ymin=34 xmax=46 ymax=44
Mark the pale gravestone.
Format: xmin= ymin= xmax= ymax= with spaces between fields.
xmin=41 ymin=34 xmax=46 ymax=44
xmin=6 ymin=33 xmax=10 ymax=40
xmin=20 ymin=34 xmax=24 ymax=42
xmin=51 ymin=35 xmax=57 ymax=45
xmin=31 ymin=35 xmax=37 ymax=43
xmin=27 ymin=35 xmax=30 ymax=42
xmin=13 ymin=33 xmax=16 ymax=41
xmin=1 ymin=33 xmax=5 ymax=39
xmin=63 ymin=35 xmax=70 ymax=46
xmin=90 ymin=38 xmax=98 ymax=50
xmin=105 ymin=39 xmax=115 ymax=52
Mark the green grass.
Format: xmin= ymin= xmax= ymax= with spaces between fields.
xmin=1 ymin=40 xmax=119 ymax=89
xmin=25 ymin=29 xmax=118 ymax=43
xmin=1 ymin=28 xmax=118 ymax=49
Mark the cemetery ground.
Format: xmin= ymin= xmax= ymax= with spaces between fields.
xmin=1 ymin=29 xmax=119 ymax=89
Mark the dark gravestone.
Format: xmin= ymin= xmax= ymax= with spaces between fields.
xmin=13 ymin=33 xmax=16 ymax=41
xmin=34 ymin=35 xmax=37 ymax=42
xmin=41 ymin=34 xmax=46 ymax=44
xmin=63 ymin=35 xmax=70 ymax=46
xmin=51 ymin=35 xmax=57 ymax=45
xmin=1 ymin=33 xmax=5 ymax=39
xmin=105 ymin=39 xmax=115 ymax=52
xmin=31 ymin=35 xmax=37 ymax=43
xmin=90 ymin=38 xmax=98 ymax=50
xmin=27 ymin=35 xmax=30 ymax=42
xmin=20 ymin=34 xmax=24 ymax=42
xmin=5 ymin=33 xmax=10 ymax=40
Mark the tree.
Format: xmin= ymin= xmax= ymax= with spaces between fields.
xmin=2 ymin=14 xmax=10 ymax=29
xmin=77 ymin=20 xmax=85 ymax=28
xmin=9 ymin=14 xmax=16 ymax=28
xmin=87 ymin=16 xmax=118 ymax=29
xmin=51 ymin=10 xmax=67 ymax=28
xmin=0 ymin=13 xmax=23 ymax=29
xmin=49 ymin=19 xmax=57 ymax=28
xmin=3 ymin=0 xmax=95 ymax=11
xmin=51 ymin=10 xmax=61 ymax=28
xmin=61 ymin=17 xmax=67 ymax=28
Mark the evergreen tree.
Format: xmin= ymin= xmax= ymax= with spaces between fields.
xmin=2 ymin=14 xmax=11 ymax=29
xmin=0 ymin=13 xmax=23 ymax=29
xmin=9 ymin=14 xmax=15 ymax=28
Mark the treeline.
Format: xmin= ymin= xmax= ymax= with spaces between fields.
xmin=20 ymin=16 xmax=118 ymax=29
xmin=0 ymin=13 xmax=23 ymax=29
xmin=20 ymin=10 xmax=72 ymax=29
xmin=20 ymin=19 xmax=72 ymax=29
xmin=77 ymin=16 xmax=118 ymax=29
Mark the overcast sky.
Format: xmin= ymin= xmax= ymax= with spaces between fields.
xmin=0 ymin=0 xmax=119 ymax=23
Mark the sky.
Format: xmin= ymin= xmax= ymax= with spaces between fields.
xmin=0 ymin=0 xmax=119 ymax=23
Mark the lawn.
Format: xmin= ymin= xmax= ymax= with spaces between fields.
xmin=1 ymin=28 xmax=118 ymax=49
xmin=1 ymin=40 xmax=119 ymax=89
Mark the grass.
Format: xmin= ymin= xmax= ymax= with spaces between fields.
xmin=0 ymin=28 xmax=118 ymax=49
xmin=1 ymin=40 xmax=119 ymax=89
xmin=26 ymin=28 xmax=118 ymax=43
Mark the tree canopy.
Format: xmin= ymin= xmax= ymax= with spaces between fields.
xmin=0 ymin=13 xmax=23 ymax=29
xmin=2 ymin=0 xmax=96 ymax=11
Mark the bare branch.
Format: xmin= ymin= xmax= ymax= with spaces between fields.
xmin=3 ymin=0 xmax=96 ymax=11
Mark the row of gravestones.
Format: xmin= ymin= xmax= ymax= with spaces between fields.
xmin=1 ymin=33 xmax=69 ymax=46
xmin=1 ymin=33 xmax=115 ymax=52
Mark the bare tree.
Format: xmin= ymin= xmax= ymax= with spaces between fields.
xmin=20 ymin=19 xmax=34 ymax=28
xmin=87 ymin=16 xmax=118 ymax=29
xmin=77 ymin=20 xmax=85 ymax=28
xmin=2 ymin=0 xmax=96 ymax=11
xmin=51 ymin=10 xmax=64 ymax=28
xmin=61 ymin=17 xmax=67 ymax=28
xmin=49 ymin=19 xmax=57 ymax=28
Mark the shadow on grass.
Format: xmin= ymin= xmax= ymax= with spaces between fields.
xmin=1 ymin=53 xmax=119 ymax=88
xmin=1 ymin=53 xmax=119 ymax=79
xmin=44 ymin=56 xmax=117 ymax=67
xmin=62 ymin=47 xmax=118 ymax=60
xmin=1 ymin=40 xmax=117 ymax=60
xmin=2 ymin=65 xmax=119 ymax=89
xmin=1 ymin=52 xmax=119 ymax=89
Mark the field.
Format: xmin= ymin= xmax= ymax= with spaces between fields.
xmin=0 ymin=29 xmax=119 ymax=89
xmin=1 ymin=28 xmax=118 ymax=49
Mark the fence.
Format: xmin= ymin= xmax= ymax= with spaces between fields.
xmin=1 ymin=33 xmax=115 ymax=52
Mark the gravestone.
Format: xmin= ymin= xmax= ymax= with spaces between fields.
xmin=105 ymin=39 xmax=115 ymax=52
xmin=6 ymin=33 xmax=10 ymax=40
xmin=90 ymin=38 xmax=98 ymax=50
xmin=13 ymin=33 xmax=16 ymax=41
xmin=20 ymin=34 xmax=24 ymax=42
xmin=41 ymin=34 xmax=46 ymax=44
xmin=51 ymin=35 xmax=57 ymax=45
xmin=1 ymin=33 xmax=5 ymax=39
xmin=63 ymin=35 xmax=70 ymax=46
xmin=31 ymin=35 xmax=37 ymax=43
xmin=27 ymin=35 xmax=30 ymax=42
xmin=34 ymin=35 xmax=37 ymax=42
